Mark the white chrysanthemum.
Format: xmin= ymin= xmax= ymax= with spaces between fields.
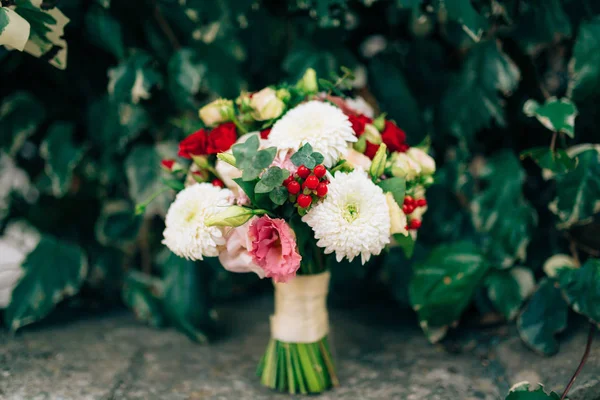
xmin=302 ymin=169 xmax=391 ymax=264
xmin=268 ymin=101 xmax=356 ymax=167
xmin=163 ymin=183 xmax=234 ymax=260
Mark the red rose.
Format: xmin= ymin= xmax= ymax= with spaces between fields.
xmin=207 ymin=122 xmax=237 ymax=154
xmin=260 ymin=128 xmax=271 ymax=139
xmin=178 ymin=129 xmax=209 ymax=158
xmin=364 ymin=143 xmax=381 ymax=159
xmin=348 ymin=114 xmax=372 ymax=136
xmin=381 ymin=121 xmax=407 ymax=152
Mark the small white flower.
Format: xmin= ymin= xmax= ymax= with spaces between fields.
xmin=303 ymin=169 xmax=391 ymax=264
xmin=392 ymin=152 xmax=422 ymax=181
xmin=268 ymin=101 xmax=356 ymax=167
xmin=163 ymin=183 xmax=234 ymax=260
xmin=345 ymin=96 xmax=375 ymax=118
xmin=407 ymin=147 xmax=436 ymax=175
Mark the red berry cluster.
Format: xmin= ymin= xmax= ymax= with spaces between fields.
xmin=402 ymin=195 xmax=427 ymax=230
xmin=283 ymin=164 xmax=329 ymax=209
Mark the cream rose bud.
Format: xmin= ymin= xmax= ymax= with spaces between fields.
xmin=199 ymin=98 xmax=233 ymax=126
xmin=345 ymin=149 xmax=372 ymax=170
xmin=392 ymin=152 xmax=421 ymax=180
xmin=250 ymin=87 xmax=285 ymax=121
xmin=407 ymin=147 xmax=436 ymax=175
xmin=385 ymin=193 xmax=408 ymax=236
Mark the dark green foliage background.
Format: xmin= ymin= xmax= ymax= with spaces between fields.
xmin=1 ymin=0 xmax=599 ymax=353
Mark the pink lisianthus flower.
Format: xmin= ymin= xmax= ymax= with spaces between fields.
xmin=219 ymin=219 xmax=265 ymax=278
xmin=248 ymin=215 xmax=302 ymax=283
xmin=270 ymin=149 xmax=298 ymax=175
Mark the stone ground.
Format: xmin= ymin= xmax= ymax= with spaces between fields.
xmin=1 ymin=295 xmax=599 ymax=400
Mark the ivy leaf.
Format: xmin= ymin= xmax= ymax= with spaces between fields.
xmin=471 ymin=152 xmax=537 ymax=268
xmin=434 ymin=0 xmax=487 ymax=42
xmin=520 ymin=147 xmax=577 ymax=174
xmin=158 ymin=250 xmax=215 ymax=343
xmin=0 ymin=7 xmax=30 ymax=51
xmin=439 ymin=41 xmax=520 ymax=143
xmin=95 ymin=200 xmax=142 ymax=249
xmin=13 ymin=0 xmax=70 ymax=69
xmin=568 ymin=17 xmax=600 ymax=102
xmin=512 ymin=0 xmax=571 ymax=54
xmin=168 ymin=48 xmax=207 ymax=109
xmin=125 ymin=144 xmax=173 ymax=217
xmin=122 ymin=270 xmax=166 ymax=328
xmin=557 ymin=258 xmax=600 ymax=325
xmin=409 ymin=241 xmax=488 ymax=342
xmin=88 ymin=96 xmax=150 ymax=155
xmin=107 ymin=51 xmax=163 ymax=104
xmin=524 ymin=97 xmax=577 ymax=138
xmin=4 ymin=235 xmax=87 ymax=332
xmin=485 ymin=267 xmax=535 ymax=320
xmin=517 ymin=278 xmax=568 ymax=356
xmin=0 ymin=92 xmax=45 ymax=156
xmin=84 ymin=6 xmax=124 ymax=60
xmin=551 ymin=147 xmax=600 ymax=229
xmin=377 ymin=177 xmax=406 ymax=207
xmin=505 ymin=382 xmax=561 ymax=400
xmin=39 ymin=122 xmax=86 ymax=198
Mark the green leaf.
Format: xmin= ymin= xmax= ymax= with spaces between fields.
xmin=409 ymin=241 xmax=488 ymax=342
xmin=551 ymin=147 xmax=600 ymax=228
xmin=311 ymin=152 xmax=324 ymax=165
xmin=568 ymin=17 xmax=600 ymax=102
xmin=39 ymin=122 xmax=86 ymax=198
xmin=260 ymin=167 xmax=286 ymax=187
xmin=84 ymin=6 xmax=124 ymax=59
xmin=14 ymin=0 xmax=70 ymax=69
xmin=4 ymin=235 xmax=87 ymax=332
xmin=439 ymin=41 xmax=520 ymax=143
xmin=368 ymin=58 xmax=425 ymax=144
xmin=122 ymin=270 xmax=166 ymax=328
xmin=107 ymin=51 xmax=163 ymax=104
xmin=125 ymin=145 xmax=173 ymax=217
xmin=158 ymin=250 xmax=216 ymax=343
xmin=291 ymin=143 xmax=319 ymax=169
xmin=0 ymin=92 xmax=45 ymax=156
xmin=232 ymin=134 xmax=259 ymax=169
xmin=0 ymin=7 xmax=30 ymax=51
xmin=95 ymin=200 xmax=142 ymax=249
xmin=471 ymin=152 xmax=537 ymax=268
xmin=512 ymin=0 xmax=571 ymax=54
xmin=269 ymin=186 xmax=288 ymax=206
xmin=254 ymin=148 xmax=277 ymax=169
xmin=434 ymin=0 xmax=487 ymax=42
xmin=377 ymin=177 xmax=406 ymax=206
xmin=523 ymin=97 xmax=577 ymax=138
xmin=88 ymin=96 xmax=150 ymax=155
xmin=505 ymin=382 xmax=561 ymax=400
xmin=168 ymin=48 xmax=207 ymax=109
xmin=517 ymin=278 xmax=568 ymax=356
xmin=557 ymin=258 xmax=600 ymax=325
xmin=393 ymin=233 xmax=415 ymax=259
xmin=485 ymin=267 xmax=535 ymax=320
xmin=520 ymin=147 xmax=577 ymax=174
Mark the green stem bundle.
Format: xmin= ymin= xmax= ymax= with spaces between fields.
xmin=257 ymin=336 xmax=338 ymax=394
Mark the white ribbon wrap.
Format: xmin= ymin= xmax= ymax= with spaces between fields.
xmin=270 ymin=271 xmax=330 ymax=343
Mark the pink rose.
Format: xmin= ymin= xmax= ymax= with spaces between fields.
xmin=248 ymin=216 xmax=302 ymax=283
xmin=219 ymin=219 xmax=265 ymax=278
xmin=270 ymin=149 xmax=297 ymax=175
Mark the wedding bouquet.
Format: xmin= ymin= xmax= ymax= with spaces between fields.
xmin=156 ymin=69 xmax=435 ymax=394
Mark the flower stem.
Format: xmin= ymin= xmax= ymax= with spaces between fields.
xmin=561 ymin=323 xmax=595 ymax=400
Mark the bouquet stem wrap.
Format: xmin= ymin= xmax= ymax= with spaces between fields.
xmin=257 ymin=271 xmax=339 ymax=394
